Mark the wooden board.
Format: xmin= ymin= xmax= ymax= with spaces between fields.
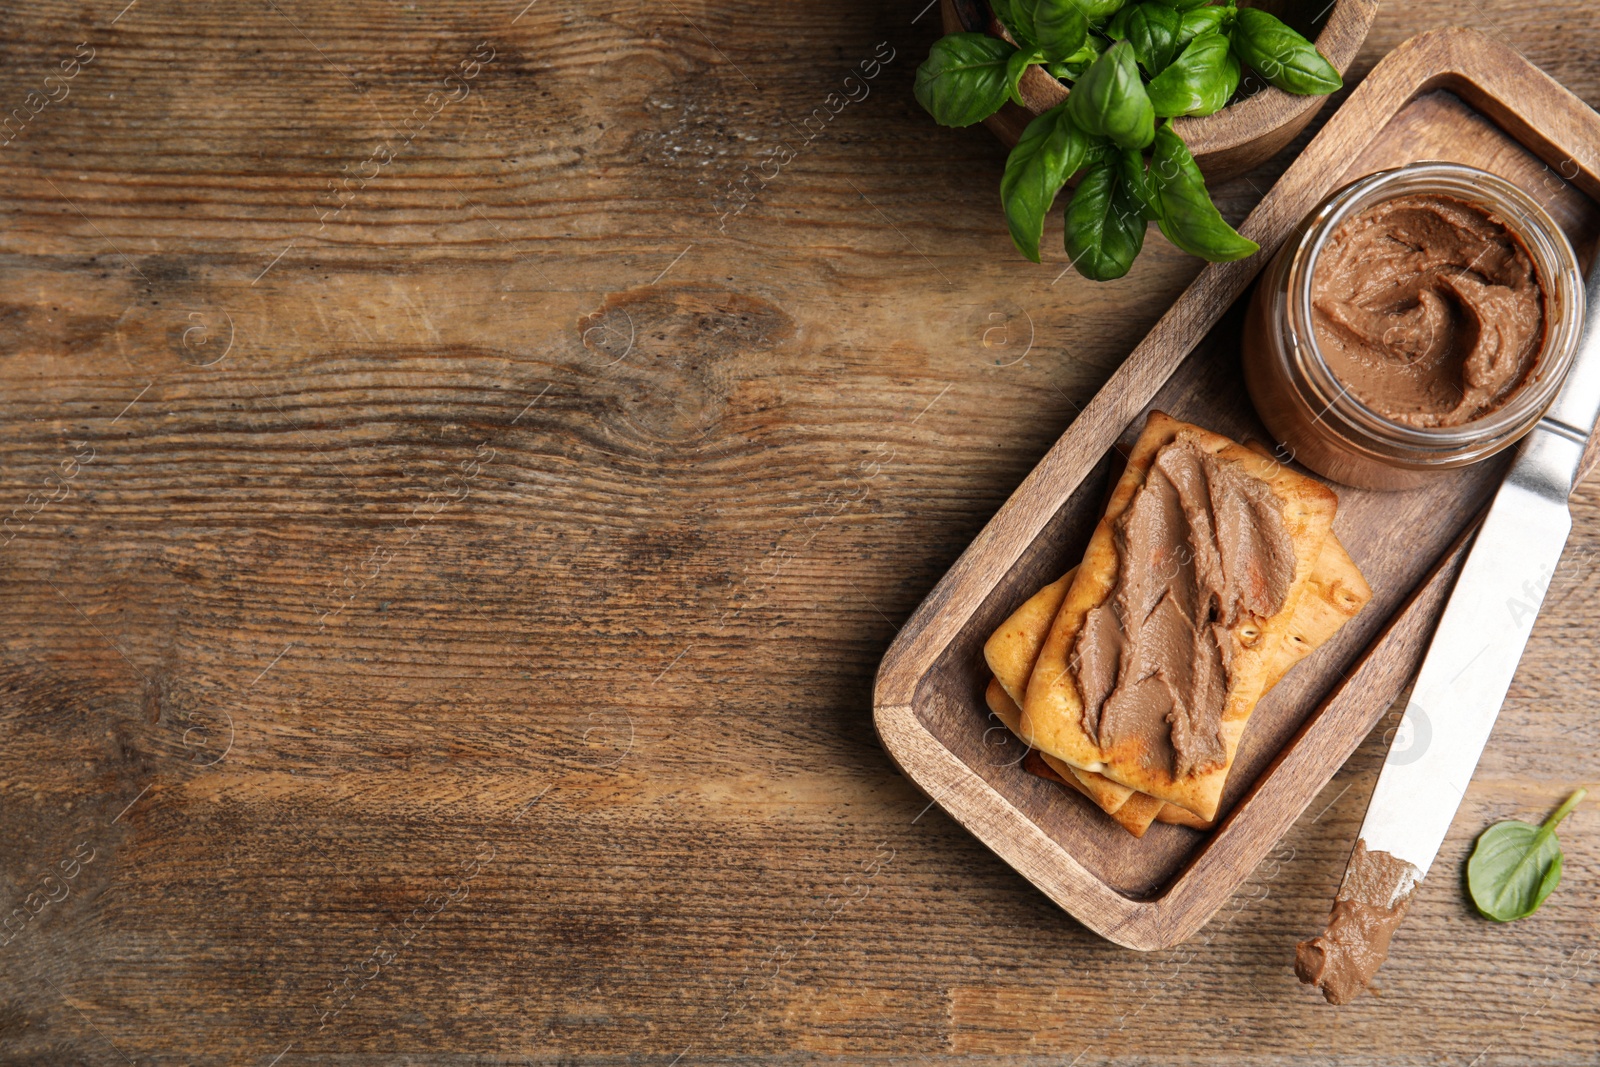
xmin=874 ymin=28 xmax=1600 ymax=950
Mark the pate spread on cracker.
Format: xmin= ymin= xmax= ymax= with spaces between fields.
xmin=983 ymin=499 xmax=1371 ymax=835
xmin=1019 ymin=412 xmax=1343 ymax=823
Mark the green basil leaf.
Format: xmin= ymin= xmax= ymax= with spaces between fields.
xmin=1001 ymin=106 xmax=1094 ymax=261
xmin=1067 ymin=40 xmax=1155 ymax=151
xmin=1031 ymin=0 xmax=1090 ymax=61
xmin=1064 ymin=158 xmax=1146 ymax=280
xmin=1175 ymin=5 xmax=1228 ymax=48
xmin=1149 ymin=123 xmax=1258 ymax=260
xmin=1122 ymin=2 xmax=1182 ymax=75
xmin=1079 ymin=0 xmax=1127 ymax=20
xmin=1211 ymin=49 xmax=1241 ymax=113
xmin=1146 ymin=32 xmax=1237 ymax=117
xmin=1080 ymin=137 xmax=1118 ymax=168
xmin=1231 ymin=7 xmax=1341 ymax=95
xmin=1147 ymin=0 xmax=1215 ymax=10
xmin=991 ymin=0 xmax=1039 ymax=49
xmin=1468 ymin=788 xmax=1586 ymax=922
xmin=914 ymin=33 xmax=1017 ymax=127
xmin=1104 ymin=4 xmax=1131 ymax=38
xmin=1006 ymin=47 xmax=1045 ymax=105
xmin=1045 ymin=36 xmax=1103 ymax=81
xmin=1119 ymin=147 xmax=1161 ymax=221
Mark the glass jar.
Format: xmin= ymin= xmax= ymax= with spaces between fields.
xmin=1242 ymin=161 xmax=1584 ymax=490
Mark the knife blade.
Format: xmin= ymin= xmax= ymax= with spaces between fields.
xmin=1358 ymin=240 xmax=1600 ymax=884
xmin=1357 ymin=436 xmax=1576 ymax=885
xmin=1297 ymin=238 xmax=1600 ymax=1005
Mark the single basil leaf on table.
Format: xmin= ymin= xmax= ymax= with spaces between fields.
xmin=1064 ymin=158 xmax=1146 ymax=280
xmin=1031 ymin=0 xmax=1090 ymax=61
xmin=1122 ymin=2 xmax=1183 ymax=76
xmin=1067 ymin=40 xmax=1156 ymax=150
xmin=1231 ymin=7 xmax=1342 ymax=95
xmin=1468 ymin=788 xmax=1587 ymax=922
xmin=1149 ymin=123 xmax=1258 ymax=259
xmin=1146 ymin=32 xmax=1239 ymax=117
xmin=1001 ymin=105 xmax=1095 ymax=261
xmin=1119 ymin=147 xmax=1162 ymax=221
xmin=914 ymin=33 xmax=1018 ymax=126
xmin=1175 ymin=4 xmax=1228 ymax=49
xmin=1006 ymin=47 xmax=1046 ymax=105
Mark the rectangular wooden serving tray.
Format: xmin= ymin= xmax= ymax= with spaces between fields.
xmin=873 ymin=28 xmax=1600 ymax=951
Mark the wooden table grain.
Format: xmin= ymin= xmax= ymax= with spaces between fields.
xmin=0 ymin=2 xmax=1596 ymax=1064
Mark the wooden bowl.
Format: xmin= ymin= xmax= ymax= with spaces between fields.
xmin=939 ymin=0 xmax=1378 ymax=183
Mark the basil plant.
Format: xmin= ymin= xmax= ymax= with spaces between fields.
xmin=914 ymin=0 xmax=1341 ymax=280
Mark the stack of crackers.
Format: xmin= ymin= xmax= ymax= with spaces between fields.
xmin=982 ymin=412 xmax=1373 ymax=836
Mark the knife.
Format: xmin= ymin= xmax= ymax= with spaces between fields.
xmin=1296 ymin=247 xmax=1600 ymax=1005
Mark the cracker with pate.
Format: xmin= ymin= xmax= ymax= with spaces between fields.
xmin=1020 ymin=412 xmax=1340 ymax=822
xmin=984 ymin=522 xmax=1369 ymax=834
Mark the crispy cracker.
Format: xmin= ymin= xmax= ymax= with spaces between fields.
xmin=986 ymin=677 xmax=1090 ymax=804
xmin=984 ymin=569 xmax=1139 ymax=813
xmin=983 ymin=426 xmax=1367 ymax=833
xmin=986 ymin=570 xmax=1147 ymax=821
xmin=1240 ymin=442 xmax=1373 ymax=691
xmin=1150 ymin=530 xmax=1368 ymax=831
xmin=1020 ymin=412 xmax=1339 ymax=822
xmin=984 ymin=572 xmax=1074 ymax=714
xmin=983 ymin=676 xmax=1026 ymax=740
xmin=986 ymin=534 xmax=1367 ymax=834
xmin=986 ymin=677 xmax=1162 ymax=836
xmin=1104 ymin=790 xmax=1166 ymax=837
xmin=986 ymin=573 xmax=1169 ymax=835
xmin=1022 ymin=748 xmax=1074 ymax=787
xmin=1154 ymin=803 xmax=1214 ymax=830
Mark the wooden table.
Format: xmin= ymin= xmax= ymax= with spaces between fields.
xmin=1 ymin=2 xmax=1595 ymax=1063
